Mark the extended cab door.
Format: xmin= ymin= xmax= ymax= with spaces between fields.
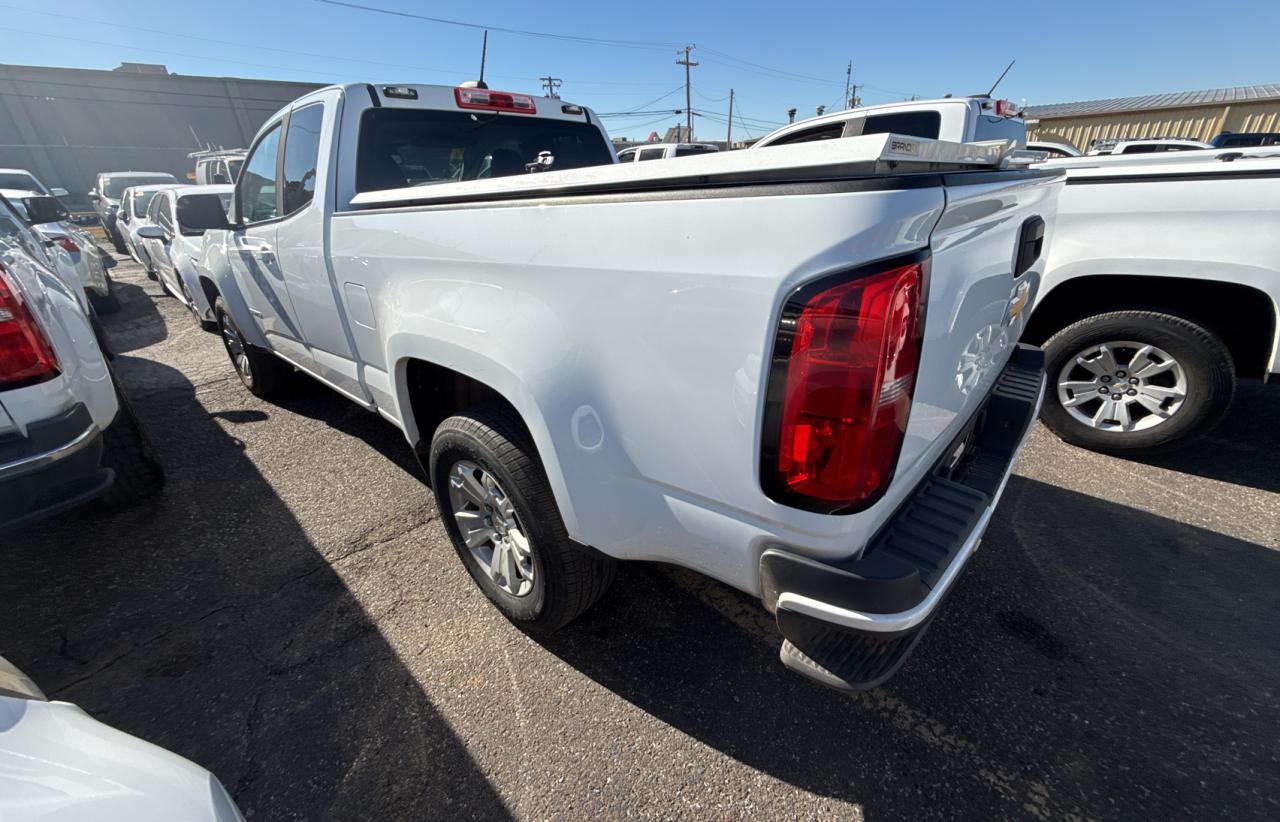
xmin=272 ymin=95 xmax=370 ymax=403
xmin=228 ymin=121 xmax=312 ymax=367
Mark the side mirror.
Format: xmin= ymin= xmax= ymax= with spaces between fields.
xmin=137 ymin=225 xmax=166 ymax=240
xmin=88 ymin=190 xmax=99 ymax=202
xmin=50 ymin=187 xmax=69 ymax=198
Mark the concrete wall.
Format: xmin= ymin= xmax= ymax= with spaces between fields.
xmin=0 ymin=63 xmax=323 ymax=208
xmin=1027 ymin=99 xmax=1280 ymax=151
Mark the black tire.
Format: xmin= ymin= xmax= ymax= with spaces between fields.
xmin=180 ymin=281 xmax=217 ymax=331
xmin=430 ymin=408 xmax=616 ymax=632
xmin=109 ymin=228 xmax=128 ymax=255
xmin=214 ymin=297 xmax=292 ymax=398
xmin=88 ymin=280 xmax=120 ymax=315
xmin=99 ymin=381 xmax=165 ymax=508
xmin=1041 ymin=310 xmax=1235 ymax=455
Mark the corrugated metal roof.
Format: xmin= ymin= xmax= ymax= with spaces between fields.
xmin=1026 ymin=84 xmax=1280 ymax=119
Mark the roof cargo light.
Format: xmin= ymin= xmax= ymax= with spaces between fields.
xmin=455 ymin=87 xmax=537 ymax=115
xmin=994 ymin=99 xmax=1022 ymax=118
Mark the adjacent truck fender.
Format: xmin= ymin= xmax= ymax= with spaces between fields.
xmin=198 ymin=242 xmax=268 ymax=350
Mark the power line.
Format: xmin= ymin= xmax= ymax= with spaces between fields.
xmin=314 ymin=0 xmax=680 ymax=51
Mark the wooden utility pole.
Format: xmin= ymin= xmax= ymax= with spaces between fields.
xmin=676 ymin=45 xmax=698 ymax=139
xmin=539 ymin=76 xmax=562 ymax=99
xmin=844 ymin=61 xmax=852 ymax=110
xmin=726 ymin=88 xmax=734 ymax=148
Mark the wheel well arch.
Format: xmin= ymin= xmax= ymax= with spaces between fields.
xmin=197 ymin=275 xmax=220 ymax=311
xmin=1025 ymin=275 xmax=1276 ymax=378
xmin=403 ymin=358 xmax=537 ymax=471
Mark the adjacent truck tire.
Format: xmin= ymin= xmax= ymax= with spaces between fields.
xmin=214 ymin=297 xmax=292 ymax=398
xmin=430 ymin=408 xmax=616 ymax=632
xmin=99 ymin=379 xmax=165 ymax=508
xmin=1041 ymin=310 xmax=1235 ymax=455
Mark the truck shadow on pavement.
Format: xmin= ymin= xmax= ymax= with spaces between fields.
xmin=101 ymin=279 xmax=168 ymax=353
xmin=1125 ymin=380 xmax=1279 ymax=493
xmin=533 ymin=474 xmax=1280 ymax=820
xmin=0 ymin=354 xmax=510 ymax=821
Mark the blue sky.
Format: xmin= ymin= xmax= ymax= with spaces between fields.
xmin=2 ymin=0 xmax=1277 ymax=141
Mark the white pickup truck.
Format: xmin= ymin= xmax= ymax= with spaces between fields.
xmin=196 ymin=82 xmax=1062 ymax=690
xmin=1022 ymin=147 xmax=1280 ymax=453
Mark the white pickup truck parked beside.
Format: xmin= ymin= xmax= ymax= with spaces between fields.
xmin=1022 ymin=149 xmax=1280 ymax=453
xmin=195 ymin=82 xmax=1062 ymax=690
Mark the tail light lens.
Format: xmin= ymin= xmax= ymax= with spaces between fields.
xmin=0 ymin=263 xmax=60 ymax=388
xmin=57 ymin=237 xmax=80 ymax=254
xmin=761 ymin=253 xmax=928 ymax=513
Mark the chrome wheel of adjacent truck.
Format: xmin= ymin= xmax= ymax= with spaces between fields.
xmin=430 ymin=408 xmax=615 ymax=631
xmin=214 ymin=297 xmax=292 ymax=398
xmin=1041 ymin=310 xmax=1235 ymax=455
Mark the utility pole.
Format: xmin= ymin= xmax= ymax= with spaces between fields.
xmin=787 ymin=107 xmax=797 ymax=124
xmin=539 ymin=76 xmax=562 ymax=99
xmin=844 ymin=61 xmax=852 ymax=110
xmin=675 ymin=45 xmax=698 ymax=139
xmin=726 ymin=88 xmax=734 ymax=149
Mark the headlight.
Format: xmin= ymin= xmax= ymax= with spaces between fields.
xmin=0 ymin=655 xmax=47 ymax=701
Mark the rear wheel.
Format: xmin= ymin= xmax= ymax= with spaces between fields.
xmin=430 ymin=408 xmax=616 ymax=632
xmin=214 ymin=297 xmax=292 ymax=397
xmin=1041 ymin=310 xmax=1235 ymax=455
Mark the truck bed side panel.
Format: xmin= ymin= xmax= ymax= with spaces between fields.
xmin=330 ymin=184 xmax=944 ymax=592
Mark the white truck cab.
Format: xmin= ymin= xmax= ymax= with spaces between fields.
xmin=1086 ymin=137 xmax=1212 ymax=156
xmin=752 ymin=96 xmax=1026 ymax=150
xmin=616 ymin=142 xmax=719 ymax=162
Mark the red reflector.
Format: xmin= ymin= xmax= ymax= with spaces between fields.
xmin=57 ymin=236 xmax=80 ymax=254
xmin=454 ymin=87 xmax=537 ymax=114
xmin=764 ymin=256 xmax=927 ymax=512
xmin=0 ymin=263 xmax=60 ymax=388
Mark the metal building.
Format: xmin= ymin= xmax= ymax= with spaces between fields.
xmin=1025 ymin=84 xmax=1280 ymax=153
xmin=0 ymin=62 xmax=323 ymax=208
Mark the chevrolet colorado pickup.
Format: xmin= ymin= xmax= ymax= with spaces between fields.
xmin=197 ymin=82 xmax=1062 ymax=690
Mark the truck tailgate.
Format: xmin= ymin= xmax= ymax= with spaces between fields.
xmin=895 ymin=168 xmax=1061 ymax=491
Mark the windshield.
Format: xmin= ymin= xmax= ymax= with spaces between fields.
xmin=7 ymin=198 xmax=32 ymax=221
xmin=0 ymin=172 xmax=41 ymax=193
xmin=355 ymin=109 xmax=614 ymax=193
xmin=132 ymin=189 xmax=163 ymax=217
xmin=103 ymin=174 xmax=177 ymax=198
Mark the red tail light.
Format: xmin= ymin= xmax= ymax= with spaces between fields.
xmin=761 ymin=253 xmax=928 ymax=513
xmin=56 ymin=236 xmax=80 ymax=254
xmin=454 ymin=87 xmax=537 ymax=114
xmin=0 ymin=263 xmax=60 ymax=388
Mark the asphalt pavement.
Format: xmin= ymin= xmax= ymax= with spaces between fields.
xmin=2 ymin=255 xmax=1277 ymax=820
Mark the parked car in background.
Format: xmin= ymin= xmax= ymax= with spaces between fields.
xmin=137 ymin=185 xmax=232 ymax=327
xmin=191 ymin=148 xmax=248 ymax=185
xmin=89 ymin=171 xmax=179 ymax=254
xmin=0 ymin=196 xmax=163 ymax=532
xmin=1210 ymin=131 xmax=1280 ymax=148
xmin=0 ymin=167 xmax=68 ymax=198
xmin=197 ymin=81 xmax=1062 ymax=691
xmin=1086 ymin=137 xmax=1212 ymax=155
xmin=1 ymin=190 xmax=118 ymax=314
xmin=0 ymin=655 xmax=244 ymax=821
xmin=117 ymin=183 xmax=180 ymax=274
xmin=1027 ymin=140 xmax=1081 ymax=158
xmin=616 ymin=142 xmax=719 ymax=161
xmin=752 ymin=95 xmax=1027 ymax=149
xmin=1023 ymin=151 xmax=1280 ymax=454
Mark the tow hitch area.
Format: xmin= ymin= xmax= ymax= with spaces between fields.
xmin=760 ymin=344 xmax=1046 ymax=691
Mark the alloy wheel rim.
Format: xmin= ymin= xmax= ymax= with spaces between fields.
xmin=447 ymin=460 xmax=535 ymax=597
xmin=1056 ymin=340 xmax=1187 ymax=432
xmin=218 ymin=314 xmax=252 ymax=383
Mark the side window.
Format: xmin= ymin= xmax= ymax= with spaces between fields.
xmin=637 ymin=147 xmax=666 ymax=161
xmin=154 ymin=195 xmax=174 ymax=234
xmin=617 ymin=149 xmax=636 ymax=162
xmin=240 ymin=124 xmax=282 ymax=223
xmin=763 ymin=123 xmax=844 ymax=147
xmin=146 ymin=192 xmax=163 ymax=222
xmin=863 ymin=111 xmax=942 ymax=140
xmin=282 ymin=104 xmax=324 ymax=216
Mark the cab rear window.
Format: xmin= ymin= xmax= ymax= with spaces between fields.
xmin=356 ymin=109 xmax=614 ymax=193
xmin=863 ymin=111 xmax=942 ymax=140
